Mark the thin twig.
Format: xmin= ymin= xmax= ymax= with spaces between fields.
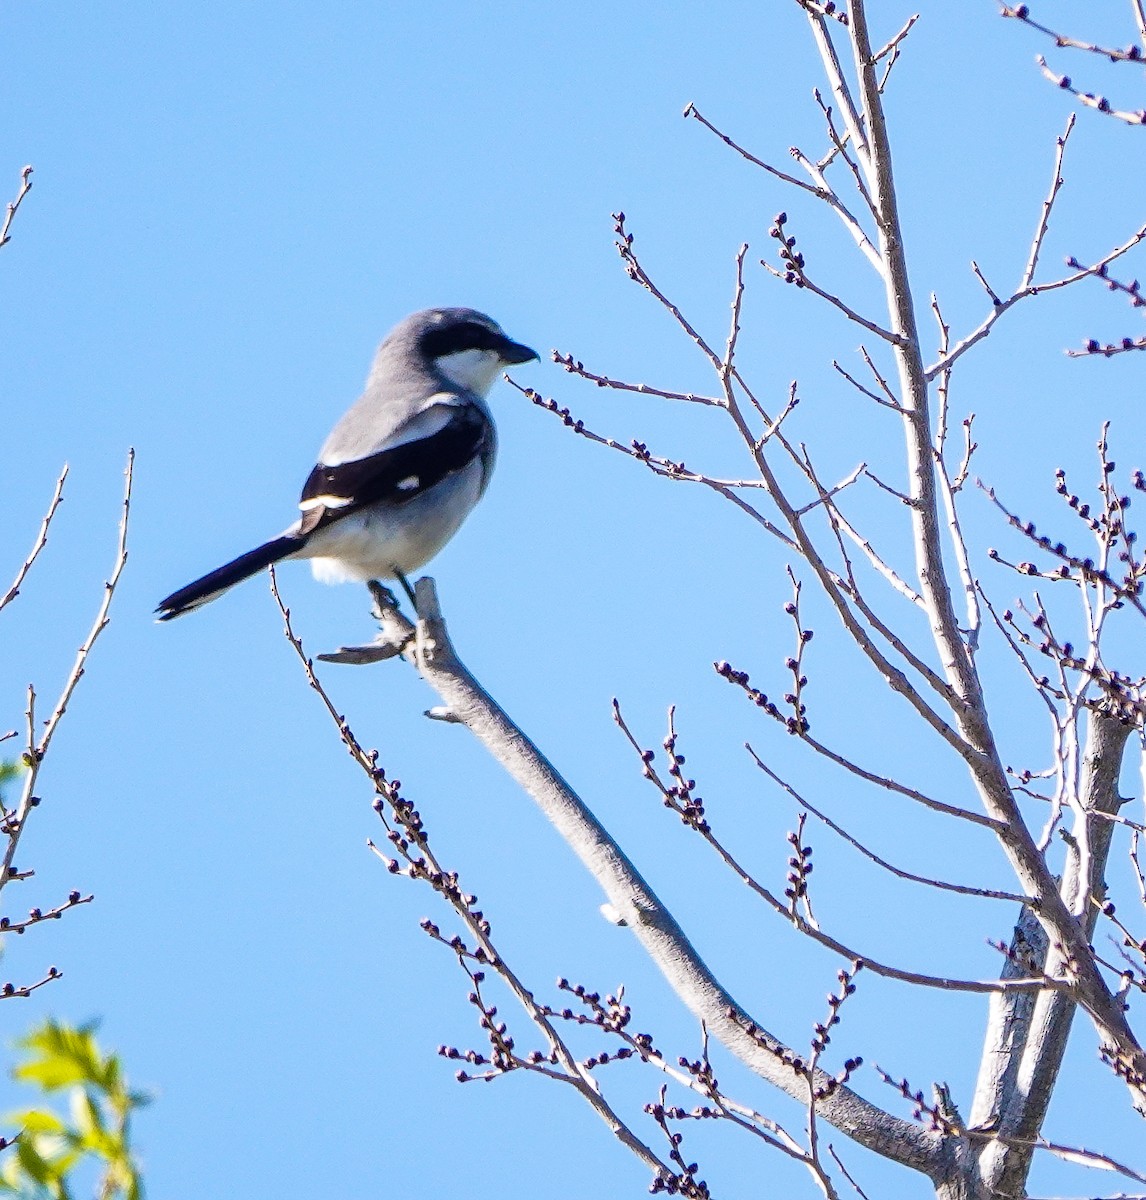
xmin=750 ymin=749 xmax=1026 ymax=902
xmin=552 ymin=352 xmax=723 ymax=406
xmin=832 ymin=359 xmax=899 ymax=409
xmin=0 ymin=465 xmax=68 ymax=614
xmin=0 ymin=165 xmax=33 ymax=249
xmin=938 ymin=171 xmax=1142 ymax=365
xmin=1022 ymin=115 xmax=1075 ymax=289
xmin=1002 ymin=4 xmax=1146 ymax=64
xmin=928 ymin=181 xmax=1146 ymax=379
xmin=617 ymin=707 xmax=1062 ymax=996
xmin=1 ymin=452 xmax=133 ymax=894
xmin=0 ymin=964 xmax=62 ymax=1000
xmin=684 ymin=102 xmax=825 ymax=197
xmin=762 ymin=252 xmax=902 ymax=346
xmin=1035 ymin=56 xmax=1146 ymax=125
xmin=811 ymin=89 xmax=877 ymax=224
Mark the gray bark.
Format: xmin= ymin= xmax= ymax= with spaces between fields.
xmin=969 ymin=712 xmax=1133 ymax=1198
xmin=366 ymin=579 xmax=949 ymax=1180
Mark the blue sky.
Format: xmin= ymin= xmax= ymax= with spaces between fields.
xmin=1 ymin=2 xmax=1144 ymax=1196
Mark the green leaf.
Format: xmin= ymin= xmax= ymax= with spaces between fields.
xmin=68 ymin=1089 xmax=105 ymax=1140
xmin=14 ymin=1021 xmax=105 ymax=1092
xmin=4 ymin=1019 xmax=150 ymax=1199
xmin=2 ymin=1109 xmax=66 ymax=1135
xmin=14 ymin=1136 xmax=56 ymax=1185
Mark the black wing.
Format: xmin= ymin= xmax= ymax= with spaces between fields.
xmin=297 ymin=403 xmax=492 ymax=537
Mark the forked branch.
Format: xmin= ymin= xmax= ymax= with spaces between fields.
xmin=317 ymin=578 xmax=944 ymax=1178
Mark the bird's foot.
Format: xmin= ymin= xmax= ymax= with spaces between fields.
xmin=316 ymin=580 xmax=416 ymax=664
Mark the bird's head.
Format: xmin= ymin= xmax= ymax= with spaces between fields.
xmin=413 ymin=308 xmax=538 ymax=396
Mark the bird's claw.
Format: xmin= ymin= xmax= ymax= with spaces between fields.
xmin=316 ymin=640 xmax=407 ymax=665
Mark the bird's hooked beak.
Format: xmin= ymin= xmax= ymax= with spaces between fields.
xmin=500 ymin=338 xmax=540 ymax=365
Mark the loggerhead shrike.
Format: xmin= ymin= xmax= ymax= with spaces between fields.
xmin=157 ymin=307 xmax=538 ymax=620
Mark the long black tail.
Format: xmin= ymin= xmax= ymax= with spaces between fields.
xmin=156 ymin=534 xmax=302 ymax=621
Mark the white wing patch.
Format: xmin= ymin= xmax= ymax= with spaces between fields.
xmin=300 ymin=494 xmax=355 ymax=511
xmin=396 ymin=476 xmax=420 ymax=491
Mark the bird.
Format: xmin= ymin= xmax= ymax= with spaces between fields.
xmin=156 ymin=307 xmax=538 ymax=620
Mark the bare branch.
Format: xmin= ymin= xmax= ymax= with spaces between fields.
xmin=1036 ymin=55 xmax=1146 ymax=125
xmin=1023 ymin=114 xmax=1076 ymax=290
xmin=509 ymin=379 xmax=798 ymax=548
xmin=618 ymin=704 xmax=1065 ymax=998
xmin=578 ymin=212 xmax=975 ymax=754
xmin=613 ymin=212 xmax=727 ymax=379
xmin=346 ymin=578 xmax=946 ymax=1174
xmin=815 ymin=12 xmax=916 ymax=174
xmin=857 ymin=345 xmax=899 ymax=407
xmin=1065 ymin=261 xmax=1146 ymax=357
xmin=827 ymin=1143 xmax=872 ymax=1200
xmin=790 ymin=138 xmax=881 ymax=269
xmin=0 ymin=888 xmax=93 ymax=941
xmin=832 ymin=358 xmax=899 ymax=409
xmin=722 ymin=243 xmax=749 ymax=388
xmin=36 ymin=452 xmax=133 ymax=763
xmin=0 ymin=964 xmax=62 ymax=1000
xmin=971 ymin=714 xmax=1137 ymax=1195
xmin=793 ymin=460 xmax=866 ymax=519
xmin=0 ymin=165 xmax=33 ymax=249
xmin=552 ymin=352 xmax=723 ymax=406
xmin=799 ymin=2 xmax=869 ymax=170
xmin=848 ymin=1 xmax=1146 ymax=1104
xmin=862 ymin=467 xmax=912 ymax=507
xmin=1 ymin=452 xmax=133 ymax=897
xmin=1021 ymin=1136 xmax=1146 ymax=1185
xmin=1068 ymin=333 xmax=1146 ymax=359
xmin=764 ymin=213 xmax=902 ymax=344
xmin=971 ymin=260 xmax=1002 ymax=306
xmin=874 ymin=13 xmax=920 ymax=64
xmin=811 ymin=89 xmax=876 ymax=223
xmin=684 ymin=102 xmax=832 ymax=200
xmin=273 ymin=574 xmax=672 ymax=1178
xmin=0 ymin=465 xmax=68 ymax=614
xmin=1002 ymin=5 xmax=1146 ymax=64
xmin=927 ymin=184 xmax=1146 ymax=379
xmin=931 ymin=296 xmax=981 ymax=652
xmin=749 ymin=750 xmax=1026 ymax=903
